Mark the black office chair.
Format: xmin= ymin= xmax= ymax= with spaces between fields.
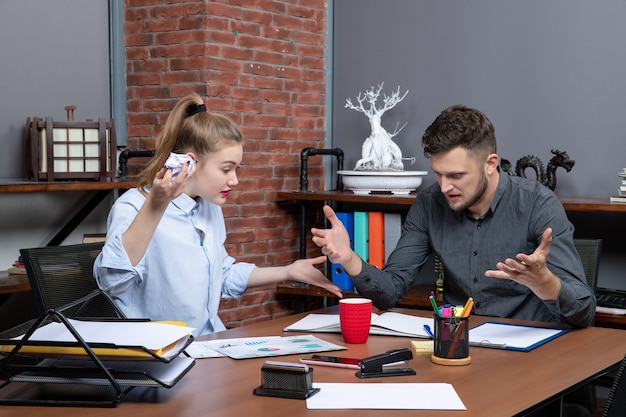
xmin=20 ymin=242 xmax=125 ymax=319
xmin=574 ymin=237 xmax=624 ymax=410
xmin=602 ymin=353 xmax=626 ymax=417
xmin=561 ymin=239 xmax=603 ymax=415
xmin=573 ymin=238 xmax=603 ymax=290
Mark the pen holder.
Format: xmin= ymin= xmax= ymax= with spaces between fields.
xmin=431 ymin=314 xmax=471 ymax=366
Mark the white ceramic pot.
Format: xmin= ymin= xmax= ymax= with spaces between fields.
xmin=338 ymin=170 xmax=428 ymax=195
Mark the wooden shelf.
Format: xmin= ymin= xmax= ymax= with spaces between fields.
xmin=277 ymin=190 xmax=626 ymax=212
xmin=276 ymin=190 xmax=416 ymax=205
xmin=559 ymin=197 xmax=626 ymax=212
xmin=277 ymin=283 xmax=442 ymax=309
xmin=0 ymin=179 xmax=137 ymax=193
xmin=0 ymin=272 xmax=30 ymax=295
xmin=0 ymin=178 xmax=137 ymax=247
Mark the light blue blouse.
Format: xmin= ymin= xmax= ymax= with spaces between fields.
xmin=94 ymin=189 xmax=255 ymax=335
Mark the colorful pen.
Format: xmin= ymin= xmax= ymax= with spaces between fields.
xmin=423 ymin=324 xmax=435 ymax=339
xmin=429 ymin=293 xmax=440 ymax=317
xmin=441 ymin=304 xmax=452 ymax=318
xmin=460 ymin=297 xmax=474 ymax=318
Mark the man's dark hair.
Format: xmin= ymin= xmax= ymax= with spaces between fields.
xmin=422 ymin=104 xmax=496 ymax=159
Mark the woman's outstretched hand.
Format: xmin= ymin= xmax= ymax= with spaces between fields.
xmin=288 ymin=255 xmax=343 ymax=298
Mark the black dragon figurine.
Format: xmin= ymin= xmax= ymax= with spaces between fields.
xmin=500 ymin=149 xmax=575 ymax=191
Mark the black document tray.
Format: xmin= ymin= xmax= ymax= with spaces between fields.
xmin=0 ymin=297 xmax=195 ymax=407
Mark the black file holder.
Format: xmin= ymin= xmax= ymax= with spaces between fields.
xmin=0 ymin=294 xmax=195 ymax=407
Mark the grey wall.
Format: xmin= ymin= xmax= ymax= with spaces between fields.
xmin=0 ymin=0 xmax=113 ymax=269
xmin=0 ymin=0 xmax=111 ymax=179
xmin=332 ymin=0 xmax=626 ymax=199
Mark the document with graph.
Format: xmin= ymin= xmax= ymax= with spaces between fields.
xmin=206 ymin=334 xmax=346 ymax=360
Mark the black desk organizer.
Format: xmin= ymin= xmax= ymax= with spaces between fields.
xmin=0 ymin=291 xmax=194 ymax=407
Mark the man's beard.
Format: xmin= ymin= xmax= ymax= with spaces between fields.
xmin=449 ymin=170 xmax=488 ymax=213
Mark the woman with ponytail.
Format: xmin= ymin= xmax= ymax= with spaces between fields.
xmin=95 ymin=93 xmax=342 ymax=335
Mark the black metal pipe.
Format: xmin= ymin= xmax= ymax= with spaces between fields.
xmin=299 ymin=147 xmax=344 ymax=191
xmin=298 ymin=147 xmax=344 ymax=258
xmin=117 ymin=149 xmax=155 ymax=177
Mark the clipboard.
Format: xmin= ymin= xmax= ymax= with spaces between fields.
xmin=469 ymin=321 xmax=569 ymax=352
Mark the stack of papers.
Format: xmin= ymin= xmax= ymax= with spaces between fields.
xmin=0 ymin=318 xmax=198 ymax=401
xmin=2 ymin=319 xmax=195 ymax=360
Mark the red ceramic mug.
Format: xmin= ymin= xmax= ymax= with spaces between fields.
xmin=339 ymin=298 xmax=372 ymax=344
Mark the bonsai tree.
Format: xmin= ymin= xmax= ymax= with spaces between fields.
xmin=345 ymin=83 xmax=414 ymax=171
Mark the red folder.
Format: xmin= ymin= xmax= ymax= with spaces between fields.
xmin=368 ymin=212 xmax=385 ymax=269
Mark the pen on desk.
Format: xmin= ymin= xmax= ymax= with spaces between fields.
xmin=448 ymin=300 xmax=474 ymax=357
xmin=447 ymin=325 xmax=464 ymax=358
xmin=423 ymin=324 xmax=435 ymax=339
xmin=448 ymin=314 xmax=469 ymax=357
xmin=452 ymin=299 xmax=473 ymax=338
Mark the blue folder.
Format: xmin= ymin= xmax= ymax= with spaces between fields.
xmin=331 ymin=212 xmax=354 ymax=291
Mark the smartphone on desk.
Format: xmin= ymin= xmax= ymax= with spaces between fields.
xmin=299 ymin=354 xmax=361 ymax=369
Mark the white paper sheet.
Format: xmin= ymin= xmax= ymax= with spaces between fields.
xmin=14 ymin=319 xmax=194 ymax=351
xmin=306 ymin=382 xmax=466 ymax=410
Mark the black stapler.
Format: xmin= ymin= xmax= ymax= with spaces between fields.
xmin=356 ymin=347 xmax=416 ymax=378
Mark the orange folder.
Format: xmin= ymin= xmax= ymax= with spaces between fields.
xmin=368 ymin=211 xmax=385 ymax=269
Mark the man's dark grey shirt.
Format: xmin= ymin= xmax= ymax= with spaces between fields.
xmin=351 ymin=173 xmax=596 ymax=327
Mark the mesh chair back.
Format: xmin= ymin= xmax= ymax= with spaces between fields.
xmin=573 ymin=238 xmax=602 ymax=290
xmin=20 ymin=242 xmax=123 ymax=318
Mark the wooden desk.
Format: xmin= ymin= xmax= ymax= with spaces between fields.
xmin=2 ymin=307 xmax=625 ymax=417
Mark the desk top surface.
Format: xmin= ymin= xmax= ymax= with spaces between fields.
xmin=2 ymin=307 xmax=625 ymax=417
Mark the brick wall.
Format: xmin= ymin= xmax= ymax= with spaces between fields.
xmin=123 ymin=0 xmax=329 ymax=328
